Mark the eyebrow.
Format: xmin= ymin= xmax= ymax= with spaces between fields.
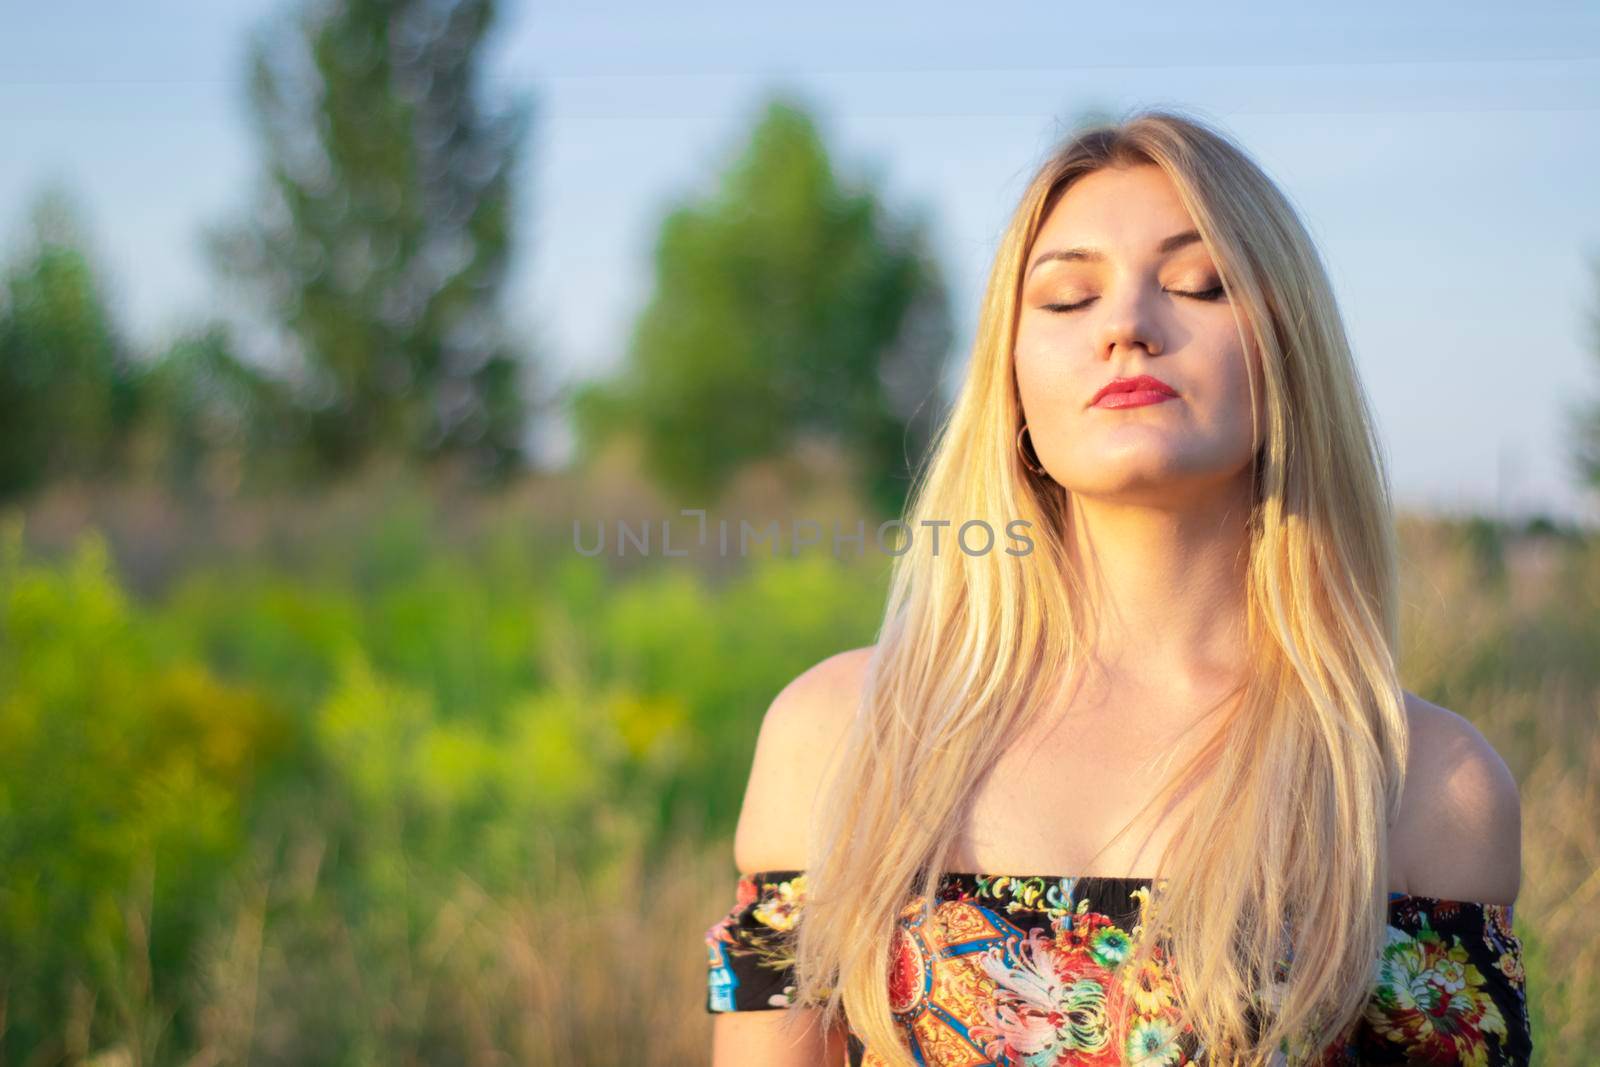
xmin=1025 ymin=229 xmax=1204 ymax=280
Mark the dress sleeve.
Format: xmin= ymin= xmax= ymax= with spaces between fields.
xmin=1332 ymin=894 xmax=1532 ymax=1065
xmin=704 ymin=869 xmax=810 ymax=1013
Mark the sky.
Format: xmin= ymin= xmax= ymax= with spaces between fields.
xmin=2 ymin=1 xmax=1599 ymax=523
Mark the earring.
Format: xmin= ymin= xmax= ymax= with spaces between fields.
xmin=1016 ymin=423 xmax=1047 ymax=477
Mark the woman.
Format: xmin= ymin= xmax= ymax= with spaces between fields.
xmin=703 ymin=108 xmax=1530 ymax=1066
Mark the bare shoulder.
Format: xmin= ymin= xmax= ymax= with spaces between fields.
xmin=1391 ymin=690 xmax=1523 ymax=905
xmin=731 ymin=645 xmax=877 ymax=875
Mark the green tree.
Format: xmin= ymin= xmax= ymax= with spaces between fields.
xmin=0 ymin=186 xmax=139 ymax=498
xmin=206 ymin=0 xmax=536 ymax=481
xmin=573 ymin=95 xmax=954 ymax=518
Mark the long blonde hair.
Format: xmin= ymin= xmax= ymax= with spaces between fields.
xmin=785 ymin=107 xmax=1408 ymax=1065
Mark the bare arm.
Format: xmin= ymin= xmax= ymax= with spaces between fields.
xmin=711 ymin=1011 xmax=851 ymax=1066
xmin=708 ymin=647 xmax=872 ymax=1067
xmin=1392 ymin=691 xmax=1523 ymax=904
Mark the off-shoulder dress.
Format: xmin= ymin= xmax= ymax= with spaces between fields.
xmin=704 ymin=869 xmax=1531 ymax=1066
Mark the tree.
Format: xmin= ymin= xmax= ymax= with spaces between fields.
xmin=0 ymin=186 xmax=140 ymax=499
xmin=206 ymin=0 xmax=536 ymax=481
xmin=573 ymin=96 xmax=954 ymax=518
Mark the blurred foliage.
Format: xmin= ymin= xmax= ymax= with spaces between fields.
xmin=0 ymin=188 xmax=141 ymax=498
xmin=204 ymin=0 xmax=537 ymax=483
xmin=0 ymin=525 xmax=296 ymax=1057
xmin=0 ymin=481 xmax=887 ymax=1061
xmin=128 ymin=321 xmax=309 ymax=493
xmin=0 ymin=185 xmax=310 ymax=503
xmin=572 ymin=95 xmax=954 ymax=519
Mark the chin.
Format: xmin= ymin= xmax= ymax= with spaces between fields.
xmin=1057 ymin=454 xmax=1185 ymax=491
xmin=1064 ymin=461 xmax=1245 ymax=505
xmin=1061 ymin=474 xmax=1183 ymax=503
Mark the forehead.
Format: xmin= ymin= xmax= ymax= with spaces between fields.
xmin=1033 ymin=164 xmax=1201 ymax=257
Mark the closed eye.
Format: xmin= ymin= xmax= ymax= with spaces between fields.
xmin=1040 ymin=284 xmax=1226 ymax=314
xmin=1040 ymin=299 xmax=1093 ymax=313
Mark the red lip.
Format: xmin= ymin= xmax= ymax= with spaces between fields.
xmin=1090 ymin=373 xmax=1180 ymax=409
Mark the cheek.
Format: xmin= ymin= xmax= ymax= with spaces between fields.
xmin=1013 ymin=319 xmax=1083 ymax=411
xmin=1231 ymin=343 xmax=1266 ymax=423
xmin=1203 ymin=346 xmax=1263 ymax=451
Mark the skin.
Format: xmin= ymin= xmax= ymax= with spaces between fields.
xmin=711 ymin=163 xmax=1523 ymax=1067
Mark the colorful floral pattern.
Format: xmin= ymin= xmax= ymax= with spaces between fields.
xmin=704 ymin=872 xmax=1531 ymax=1066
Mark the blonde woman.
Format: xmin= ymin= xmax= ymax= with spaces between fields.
xmin=703 ymin=108 xmax=1531 ymax=1066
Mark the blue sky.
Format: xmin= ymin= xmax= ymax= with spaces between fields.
xmin=2 ymin=1 xmax=1598 ymax=521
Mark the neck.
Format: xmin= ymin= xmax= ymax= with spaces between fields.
xmin=1064 ymin=472 xmax=1254 ymax=698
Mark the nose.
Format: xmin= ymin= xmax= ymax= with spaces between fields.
xmin=1095 ymin=284 xmax=1164 ymax=360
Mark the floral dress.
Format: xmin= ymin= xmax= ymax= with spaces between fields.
xmin=704 ymin=870 xmax=1531 ymax=1066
